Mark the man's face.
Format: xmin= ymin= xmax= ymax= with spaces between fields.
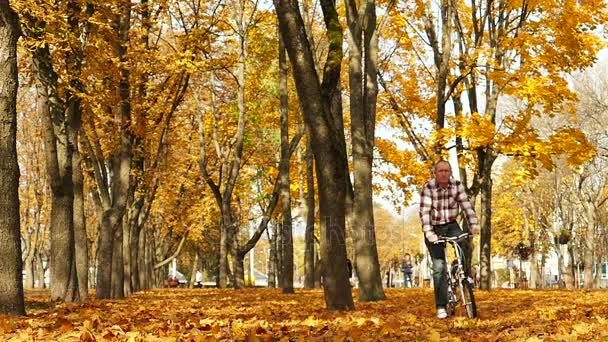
xmin=434 ymin=162 xmax=451 ymax=186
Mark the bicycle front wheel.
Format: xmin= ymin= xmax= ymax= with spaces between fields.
xmin=460 ymin=279 xmax=477 ymax=318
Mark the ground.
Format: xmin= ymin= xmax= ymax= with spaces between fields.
xmin=1 ymin=288 xmax=607 ymax=341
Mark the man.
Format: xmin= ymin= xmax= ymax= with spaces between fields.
xmin=419 ymin=160 xmax=480 ymax=319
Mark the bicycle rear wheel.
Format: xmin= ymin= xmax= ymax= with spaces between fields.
xmin=460 ymin=279 xmax=477 ymax=318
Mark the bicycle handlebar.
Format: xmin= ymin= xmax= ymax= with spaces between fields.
xmin=434 ymin=233 xmax=472 ymax=244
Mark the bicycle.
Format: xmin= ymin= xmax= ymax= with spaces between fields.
xmin=436 ymin=233 xmax=477 ymax=318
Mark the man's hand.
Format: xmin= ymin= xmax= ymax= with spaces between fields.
xmin=425 ymin=232 xmax=439 ymax=243
xmin=470 ymin=225 xmax=480 ymax=236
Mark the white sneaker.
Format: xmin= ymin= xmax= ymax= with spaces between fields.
xmin=437 ymin=307 xmax=448 ymax=319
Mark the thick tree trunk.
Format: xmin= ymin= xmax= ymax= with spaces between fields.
xmin=96 ymin=213 xmax=114 ymax=298
xmin=94 ymin=1 xmax=133 ymax=299
xmin=345 ymin=0 xmax=384 ymax=302
xmin=49 ymin=190 xmax=79 ymax=302
xmin=0 ymin=1 xmax=25 ymax=314
xmin=304 ymin=137 xmax=315 ymax=288
xmin=560 ymin=244 xmax=574 ymax=288
xmin=233 ymin=254 xmax=245 ymax=288
xmin=32 ymin=38 xmax=79 ymax=303
xmin=111 ymin=225 xmax=125 ymax=299
xmin=529 ymin=249 xmax=539 ymax=288
xmin=583 ymin=204 xmax=595 ymax=288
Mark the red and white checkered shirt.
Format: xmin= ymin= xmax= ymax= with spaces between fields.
xmin=419 ymin=178 xmax=479 ymax=239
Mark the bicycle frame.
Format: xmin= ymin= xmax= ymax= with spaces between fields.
xmin=436 ymin=233 xmax=477 ymax=318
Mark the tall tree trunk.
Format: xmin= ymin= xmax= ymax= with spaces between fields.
xmin=32 ymin=44 xmax=79 ymax=303
xmin=0 ymin=0 xmax=25 ymax=314
xmin=274 ymin=0 xmax=354 ymax=310
xmin=72 ymin=134 xmax=88 ymax=300
xmin=478 ymin=150 xmax=495 ymax=290
xmin=345 ymin=0 xmax=384 ymax=302
xmin=303 ymin=136 xmax=315 ymax=288
xmin=66 ymin=0 xmax=91 ymax=303
xmin=278 ymin=31 xmax=294 ymax=293
xmin=92 ymin=1 xmax=133 ymax=299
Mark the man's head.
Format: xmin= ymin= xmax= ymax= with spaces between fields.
xmin=433 ymin=160 xmax=451 ymax=188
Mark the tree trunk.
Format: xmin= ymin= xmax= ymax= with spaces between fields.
xmin=276 ymin=221 xmax=284 ymax=288
xmin=303 ymin=136 xmax=315 ymax=288
xmin=24 ymin=256 xmax=35 ymax=289
xmin=267 ymin=223 xmax=277 ymax=288
xmin=93 ymin=1 xmax=133 ymax=299
xmin=278 ymin=31 xmax=294 ymax=293
xmin=583 ymin=203 xmax=595 ymax=288
xmin=233 ymin=254 xmax=245 ymax=288
xmin=32 ymin=36 xmax=79 ymax=304
xmin=96 ymin=212 xmax=114 ymax=298
xmin=188 ymin=252 xmax=198 ymax=288
xmin=111 ymin=225 xmax=125 ymax=299
xmin=130 ymin=223 xmax=141 ymax=292
xmin=219 ymin=222 xmax=229 ymax=288
xmin=73 ymin=138 xmax=88 ymax=300
xmin=274 ymin=0 xmax=354 ymax=310
xmin=138 ymin=227 xmax=148 ymax=290
xmin=345 ymin=0 xmax=384 ymax=302
xmin=122 ymin=217 xmax=131 ymax=296
xmin=0 ymin=1 xmax=25 ymax=314
xmin=478 ymin=151 xmax=494 ymax=290
xmin=529 ymin=248 xmax=539 ymax=288
xmin=23 ymin=213 xmax=41 ymax=289
xmin=36 ymin=253 xmax=47 ymax=289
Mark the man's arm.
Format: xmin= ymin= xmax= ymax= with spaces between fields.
xmin=419 ymin=184 xmax=438 ymax=242
xmin=455 ymin=182 xmax=479 ymax=234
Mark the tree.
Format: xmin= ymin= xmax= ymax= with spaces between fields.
xmin=345 ymin=0 xmax=384 ymax=301
xmin=0 ymin=0 xmax=25 ymax=315
xmin=278 ymin=31 xmax=294 ymax=293
xmin=274 ymin=0 xmax=354 ymax=310
xmin=21 ymin=0 xmax=81 ymax=302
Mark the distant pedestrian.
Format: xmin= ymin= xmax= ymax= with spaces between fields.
xmin=401 ymin=253 xmax=414 ymax=288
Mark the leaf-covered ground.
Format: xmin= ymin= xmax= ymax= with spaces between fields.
xmin=1 ymin=288 xmax=608 ymax=341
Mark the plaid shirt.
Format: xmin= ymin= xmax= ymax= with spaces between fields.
xmin=419 ymin=178 xmax=479 ymax=239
